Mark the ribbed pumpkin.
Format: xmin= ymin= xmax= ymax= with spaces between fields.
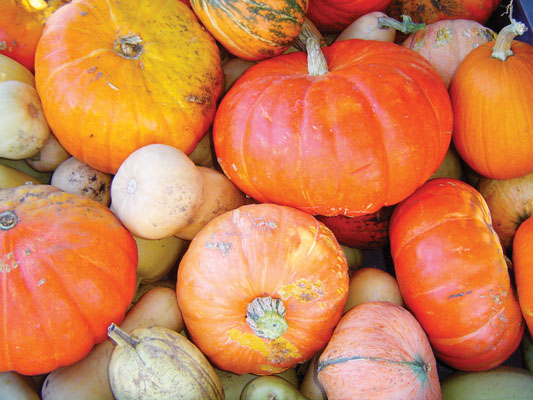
xmin=450 ymin=21 xmax=533 ymax=180
xmin=0 ymin=184 xmax=138 ymax=375
xmin=512 ymin=217 xmax=533 ymax=337
xmin=35 ymin=0 xmax=223 ymax=174
xmin=389 ymin=178 xmax=523 ymax=371
xmin=190 ymin=0 xmax=308 ymax=61
xmin=306 ymin=0 xmax=392 ymax=33
xmin=0 ymin=0 xmax=69 ymax=71
xmin=176 ymin=203 xmax=349 ymax=375
xmin=213 ymin=37 xmax=452 ymax=217
xmin=387 ymin=0 xmax=502 ymax=25
xmin=318 ymin=301 xmax=441 ymax=399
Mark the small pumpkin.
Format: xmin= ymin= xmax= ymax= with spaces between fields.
xmin=0 ymin=184 xmax=138 ymax=375
xmin=450 ymin=21 xmax=533 ymax=179
xmin=389 ymin=178 xmax=523 ymax=371
xmin=318 ymin=301 xmax=441 ymax=399
xmin=35 ymin=0 xmax=223 ymax=174
xmin=190 ymin=0 xmax=308 ymax=61
xmin=177 ymin=203 xmax=349 ymax=375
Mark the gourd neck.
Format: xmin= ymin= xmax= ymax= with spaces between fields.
xmin=114 ymin=35 xmax=144 ymax=60
xmin=376 ymin=15 xmax=426 ymax=34
xmin=108 ymin=323 xmax=141 ymax=348
xmin=0 ymin=211 xmax=17 ymax=230
xmin=246 ymin=297 xmax=288 ymax=340
xmin=491 ymin=21 xmax=528 ymax=61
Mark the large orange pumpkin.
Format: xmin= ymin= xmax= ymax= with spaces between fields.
xmin=387 ymin=0 xmax=502 ymax=25
xmin=318 ymin=301 xmax=441 ymax=399
xmin=35 ymin=0 xmax=223 ymax=174
xmin=0 ymin=184 xmax=138 ymax=375
xmin=213 ymin=37 xmax=452 ymax=217
xmin=513 ymin=216 xmax=533 ymax=336
xmin=190 ymin=0 xmax=308 ymax=61
xmin=176 ymin=203 xmax=349 ymax=375
xmin=389 ymin=178 xmax=523 ymax=371
xmin=450 ymin=21 xmax=533 ymax=180
xmin=0 ymin=0 xmax=69 ymax=71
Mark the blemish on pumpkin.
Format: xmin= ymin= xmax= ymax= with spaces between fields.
xmin=434 ymin=27 xmax=453 ymax=47
xmin=278 ymin=278 xmax=324 ymax=302
xmin=0 ymin=41 xmax=6 ymax=51
xmin=205 ymin=241 xmax=231 ymax=256
xmin=37 ymin=279 xmax=45 ymax=286
xmin=448 ymin=290 xmax=472 ymax=299
xmin=80 ymin=11 xmax=88 ymax=16
xmin=87 ymin=66 xmax=97 ymax=74
xmin=227 ymin=328 xmax=301 ymax=365
xmin=24 ymin=249 xmax=31 ymax=256
xmin=259 ymin=365 xmax=286 ymax=374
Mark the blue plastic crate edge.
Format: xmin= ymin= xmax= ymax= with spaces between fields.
xmin=489 ymin=0 xmax=533 ymax=44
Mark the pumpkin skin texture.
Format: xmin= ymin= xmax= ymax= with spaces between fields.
xmin=386 ymin=0 xmax=502 ymax=25
xmin=214 ymin=39 xmax=452 ymax=217
xmin=512 ymin=217 xmax=533 ymax=336
xmin=35 ymin=0 xmax=223 ymax=174
xmin=306 ymin=0 xmax=392 ymax=33
xmin=389 ymin=178 xmax=524 ymax=371
xmin=176 ymin=203 xmax=349 ymax=375
xmin=190 ymin=0 xmax=308 ymax=61
xmin=317 ymin=301 xmax=441 ymax=399
xmin=0 ymin=0 xmax=69 ymax=71
xmin=449 ymin=24 xmax=533 ymax=180
xmin=0 ymin=184 xmax=138 ymax=375
xmin=402 ymin=19 xmax=496 ymax=88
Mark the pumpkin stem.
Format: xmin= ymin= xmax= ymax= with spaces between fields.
xmin=246 ymin=297 xmax=288 ymax=340
xmin=0 ymin=211 xmax=18 ymax=230
xmin=491 ymin=21 xmax=528 ymax=61
xmin=114 ymin=35 xmax=144 ymax=60
xmin=292 ymin=17 xmax=328 ymax=52
xmin=377 ymin=15 xmax=426 ymax=34
xmin=108 ymin=323 xmax=141 ymax=348
xmin=22 ymin=0 xmax=48 ymax=11
xmin=291 ymin=18 xmax=329 ymax=76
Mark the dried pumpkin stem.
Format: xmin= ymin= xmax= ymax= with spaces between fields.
xmin=377 ymin=15 xmax=426 ymax=34
xmin=108 ymin=323 xmax=141 ymax=348
xmin=306 ymin=38 xmax=328 ymax=76
xmin=491 ymin=21 xmax=528 ymax=61
xmin=0 ymin=211 xmax=18 ymax=230
xmin=246 ymin=297 xmax=288 ymax=340
xmin=114 ymin=35 xmax=144 ymax=60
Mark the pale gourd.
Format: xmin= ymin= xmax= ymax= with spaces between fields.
xmin=0 ymin=54 xmax=35 ymax=86
xmin=0 ymin=371 xmax=40 ymax=400
xmin=26 ymin=133 xmax=70 ymax=172
xmin=0 ymin=164 xmax=39 ymax=188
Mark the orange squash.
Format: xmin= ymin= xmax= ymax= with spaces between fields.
xmin=177 ymin=203 xmax=349 ymax=375
xmin=318 ymin=301 xmax=441 ymax=399
xmin=389 ymin=178 xmax=523 ymax=371
xmin=34 ymin=0 xmax=223 ymax=174
xmin=0 ymin=184 xmax=138 ymax=375
xmin=512 ymin=217 xmax=533 ymax=336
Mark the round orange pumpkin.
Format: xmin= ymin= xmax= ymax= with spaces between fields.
xmin=450 ymin=21 xmax=533 ymax=180
xmin=513 ymin=216 xmax=533 ymax=336
xmin=213 ymin=37 xmax=452 ymax=217
xmin=0 ymin=0 xmax=69 ymax=71
xmin=389 ymin=178 xmax=523 ymax=371
xmin=318 ymin=301 xmax=441 ymax=399
xmin=34 ymin=0 xmax=223 ymax=174
xmin=176 ymin=203 xmax=349 ymax=375
xmin=0 ymin=184 xmax=138 ymax=375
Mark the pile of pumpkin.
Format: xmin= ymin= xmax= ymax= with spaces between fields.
xmin=1 ymin=0 xmax=533 ymax=398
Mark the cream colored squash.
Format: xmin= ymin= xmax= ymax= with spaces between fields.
xmin=336 ymin=11 xmax=396 ymax=42
xmin=299 ymin=351 xmax=326 ymax=400
xmin=0 ymin=158 xmax=52 ymax=183
xmin=0 ymin=371 xmax=40 ymax=400
xmin=25 ymin=133 xmax=70 ymax=172
xmin=0 ymin=54 xmax=35 ymax=86
xmin=0 ymin=164 xmax=39 ymax=188
xmin=0 ymin=80 xmax=50 ymax=159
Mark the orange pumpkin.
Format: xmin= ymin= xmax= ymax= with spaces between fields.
xmin=389 ymin=178 xmax=523 ymax=371
xmin=0 ymin=184 xmax=138 ymax=375
xmin=34 ymin=0 xmax=223 ymax=174
xmin=387 ymin=0 xmax=502 ymax=25
xmin=190 ymin=0 xmax=308 ymax=60
xmin=0 ymin=0 xmax=69 ymax=71
xmin=176 ymin=203 xmax=349 ymax=375
xmin=318 ymin=301 xmax=441 ymax=399
xmin=450 ymin=21 xmax=533 ymax=179
xmin=513 ymin=216 xmax=533 ymax=336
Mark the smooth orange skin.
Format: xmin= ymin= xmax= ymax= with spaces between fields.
xmin=307 ymin=0 xmax=391 ymax=33
xmin=176 ymin=203 xmax=349 ymax=375
xmin=0 ymin=185 xmax=138 ymax=375
xmin=214 ymin=39 xmax=452 ymax=217
xmin=318 ymin=302 xmax=441 ymax=400
xmin=35 ymin=0 xmax=223 ymax=174
xmin=450 ymin=39 xmax=533 ymax=180
xmin=0 ymin=0 xmax=69 ymax=71
xmin=387 ymin=0 xmax=501 ymax=24
xmin=513 ymin=217 xmax=533 ymax=335
xmin=389 ymin=178 xmax=524 ymax=371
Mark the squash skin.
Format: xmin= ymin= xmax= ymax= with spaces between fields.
xmin=176 ymin=203 xmax=349 ymax=375
xmin=513 ymin=217 xmax=533 ymax=336
xmin=389 ymin=178 xmax=523 ymax=371
xmin=190 ymin=0 xmax=308 ymax=61
xmin=0 ymin=184 xmax=138 ymax=375
xmin=214 ymin=39 xmax=452 ymax=217
xmin=35 ymin=0 xmax=223 ymax=174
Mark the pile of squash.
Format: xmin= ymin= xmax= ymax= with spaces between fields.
xmin=1 ymin=0 xmax=533 ymax=399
